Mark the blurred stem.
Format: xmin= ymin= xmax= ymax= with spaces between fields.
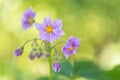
xmin=22 ymin=38 xmax=41 ymax=47
xmin=71 ymin=73 xmax=73 ymax=80
xmin=50 ymin=41 xmax=66 ymax=49
xmin=71 ymin=60 xmax=74 ymax=80
xmin=49 ymin=45 xmax=52 ymax=80
xmin=49 ymin=54 xmax=52 ymax=80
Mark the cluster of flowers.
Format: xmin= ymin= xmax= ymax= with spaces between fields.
xmin=14 ymin=7 xmax=80 ymax=72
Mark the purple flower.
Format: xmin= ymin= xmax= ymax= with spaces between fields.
xmin=62 ymin=36 xmax=80 ymax=59
xmin=29 ymin=54 xmax=35 ymax=60
xmin=53 ymin=62 xmax=61 ymax=72
xmin=14 ymin=47 xmax=23 ymax=57
xmin=21 ymin=7 xmax=36 ymax=30
xmin=35 ymin=16 xmax=64 ymax=43
xmin=35 ymin=52 xmax=42 ymax=59
xmin=62 ymin=44 xmax=77 ymax=59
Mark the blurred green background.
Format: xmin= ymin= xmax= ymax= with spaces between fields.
xmin=0 ymin=0 xmax=120 ymax=80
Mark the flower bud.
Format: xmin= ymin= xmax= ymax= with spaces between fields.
xmin=35 ymin=52 xmax=42 ymax=59
xmin=29 ymin=54 xmax=35 ymax=60
xmin=53 ymin=62 xmax=61 ymax=72
xmin=14 ymin=47 xmax=24 ymax=57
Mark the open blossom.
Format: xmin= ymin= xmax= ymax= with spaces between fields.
xmin=53 ymin=62 xmax=61 ymax=72
xmin=35 ymin=16 xmax=64 ymax=43
xmin=62 ymin=36 xmax=80 ymax=59
xmin=21 ymin=7 xmax=36 ymax=30
xmin=62 ymin=44 xmax=77 ymax=59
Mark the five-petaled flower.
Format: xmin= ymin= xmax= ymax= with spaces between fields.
xmin=53 ymin=62 xmax=61 ymax=72
xmin=35 ymin=16 xmax=64 ymax=43
xmin=21 ymin=7 xmax=36 ymax=30
xmin=62 ymin=36 xmax=80 ymax=59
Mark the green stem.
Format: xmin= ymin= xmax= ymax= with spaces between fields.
xmin=50 ymin=41 xmax=66 ymax=49
xmin=22 ymin=38 xmax=41 ymax=47
xmin=49 ymin=49 xmax=52 ymax=80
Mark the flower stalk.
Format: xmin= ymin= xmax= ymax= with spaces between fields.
xmin=22 ymin=38 xmax=41 ymax=47
xmin=51 ymin=41 xmax=66 ymax=49
xmin=49 ymin=49 xmax=52 ymax=80
xmin=45 ymin=43 xmax=52 ymax=80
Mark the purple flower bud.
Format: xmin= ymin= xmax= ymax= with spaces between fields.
xmin=29 ymin=54 xmax=35 ymax=60
xmin=53 ymin=62 xmax=61 ymax=72
xmin=14 ymin=47 xmax=23 ymax=57
xmin=35 ymin=52 xmax=42 ymax=59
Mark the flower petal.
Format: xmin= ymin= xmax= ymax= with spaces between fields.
xmin=52 ymin=19 xmax=62 ymax=29
xmin=23 ymin=7 xmax=36 ymax=18
xmin=35 ymin=23 xmax=46 ymax=32
xmin=44 ymin=16 xmax=52 ymax=26
xmin=49 ymin=33 xmax=58 ymax=43
xmin=68 ymin=36 xmax=80 ymax=47
xmin=39 ymin=32 xmax=50 ymax=41
xmin=53 ymin=29 xmax=65 ymax=37
xmin=22 ymin=20 xmax=32 ymax=30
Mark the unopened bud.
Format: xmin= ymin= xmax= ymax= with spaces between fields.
xmin=14 ymin=47 xmax=24 ymax=57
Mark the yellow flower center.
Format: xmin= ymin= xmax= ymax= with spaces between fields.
xmin=69 ymin=47 xmax=73 ymax=52
xmin=29 ymin=18 xmax=34 ymax=23
xmin=46 ymin=26 xmax=53 ymax=33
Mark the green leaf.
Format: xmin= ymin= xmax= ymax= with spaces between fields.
xmin=100 ymin=65 xmax=120 ymax=80
xmin=95 ymin=65 xmax=120 ymax=80
xmin=37 ymin=76 xmax=68 ymax=80
xmin=73 ymin=60 xmax=102 ymax=79
xmin=37 ymin=77 xmax=48 ymax=80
